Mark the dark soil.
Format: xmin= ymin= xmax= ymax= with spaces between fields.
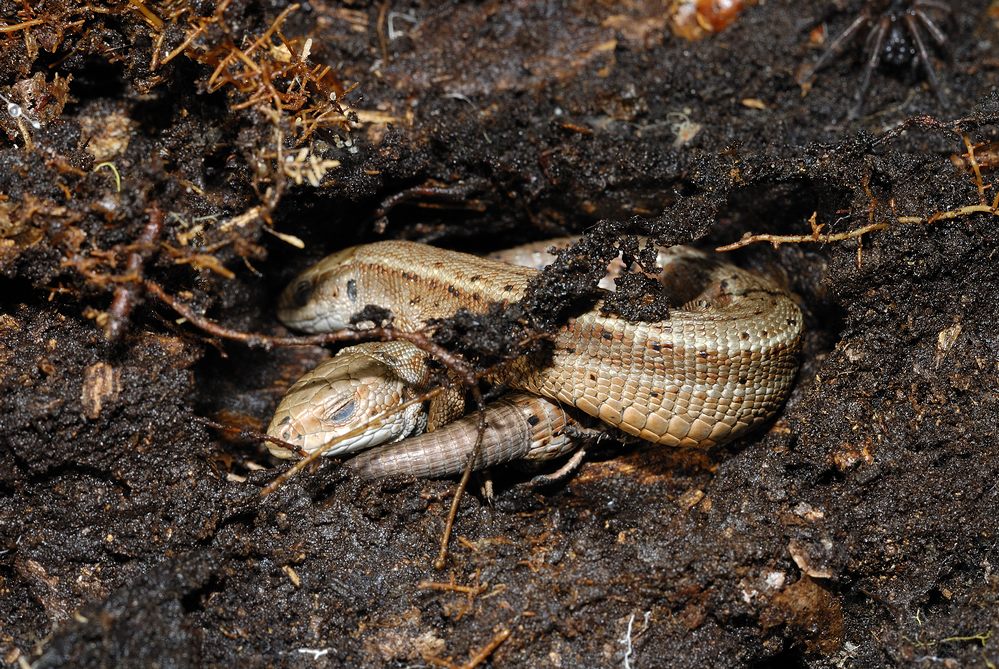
xmin=1 ymin=1 xmax=998 ymax=667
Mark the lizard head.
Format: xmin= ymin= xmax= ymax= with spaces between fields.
xmin=266 ymin=344 xmax=428 ymax=459
xmin=276 ymin=245 xmax=369 ymax=333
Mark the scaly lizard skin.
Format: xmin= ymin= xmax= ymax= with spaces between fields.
xmin=269 ymin=239 xmax=802 ymax=477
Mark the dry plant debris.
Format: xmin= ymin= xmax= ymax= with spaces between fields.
xmin=718 ymin=131 xmax=999 ymax=264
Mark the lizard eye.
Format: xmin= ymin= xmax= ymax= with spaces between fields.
xmin=290 ymin=279 xmax=313 ymax=308
xmin=328 ymin=399 xmax=357 ymax=423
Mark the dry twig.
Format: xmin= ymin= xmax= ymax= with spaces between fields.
xmin=717 ymin=141 xmax=999 ymax=258
xmin=715 ymin=212 xmax=897 ymax=252
xmin=435 ymin=393 xmax=485 ymax=572
xmin=141 ymin=279 xmax=498 ymax=566
xmin=424 ymin=629 xmax=511 ymax=669
xmin=104 ymin=207 xmax=164 ymax=342
xmin=143 ymin=280 xmax=477 ymax=381
xmin=197 ymin=416 xmax=308 ymax=459
xmin=462 ymin=629 xmax=511 ymax=669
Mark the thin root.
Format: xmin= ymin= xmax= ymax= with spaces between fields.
xmin=715 ymin=212 xmax=892 ymax=252
xmin=462 ymin=629 xmax=511 ymax=669
xmin=104 ymin=207 xmax=164 ymax=342
xmin=197 ymin=416 xmax=309 ymax=459
xmin=424 ymin=628 xmax=511 ymax=669
xmin=956 ymin=133 xmax=991 ymax=205
xmin=717 ymin=202 xmax=999 ymax=254
xmin=435 ymin=389 xmax=486 ymax=570
xmin=142 ymin=280 xmax=478 ymax=386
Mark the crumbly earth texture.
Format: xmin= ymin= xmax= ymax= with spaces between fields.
xmin=1 ymin=1 xmax=997 ymax=667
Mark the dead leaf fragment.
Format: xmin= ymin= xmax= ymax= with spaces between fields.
xmin=81 ymin=362 xmax=121 ymax=419
xmin=79 ymin=111 xmax=135 ymax=162
xmin=788 ymin=538 xmax=835 ymax=579
xmin=677 ymin=488 xmax=705 ymax=510
xmin=935 ymin=322 xmax=962 ymax=367
xmin=741 ymin=98 xmax=768 ymax=110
